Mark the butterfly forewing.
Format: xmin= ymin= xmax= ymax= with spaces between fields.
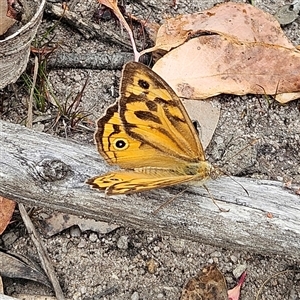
xmin=95 ymin=102 xmax=201 ymax=169
xmin=119 ymin=62 xmax=206 ymax=163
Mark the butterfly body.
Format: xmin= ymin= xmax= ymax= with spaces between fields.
xmin=87 ymin=62 xmax=214 ymax=195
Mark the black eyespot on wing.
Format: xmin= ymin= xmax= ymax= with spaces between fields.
xmin=134 ymin=111 xmax=162 ymax=124
xmin=138 ymin=79 xmax=150 ymax=90
xmin=113 ymin=138 xmax=129 ymax=150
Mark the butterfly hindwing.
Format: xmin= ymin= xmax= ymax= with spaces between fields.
xmin=87 ymin=170 xmax=198 ymax=195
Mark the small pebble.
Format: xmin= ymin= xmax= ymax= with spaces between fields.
xmin=70 ymin=226 xmax=81 ymax=237
xmin=89 ymin=232 xmax=98 ymax=242
xmin=146 ymin=258 xmax=158 ymax=274
xmin=230 ymin=255 xmax=238 ymax=263
xmin=77 ymin=239 xmax=87 ymax=248
xmin=131 ymin=291 xmax=139 ymax=300
xmin=233 ymin=264 xmax=247 ymax=278
xmin=74 ymin=74 xmax=81 ymax=81
xmin=117 ymin=235 xmax=129 ymax=249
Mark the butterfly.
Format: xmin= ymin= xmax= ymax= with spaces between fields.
xmin=86 ymin=61 xmax=215 ymax=195
xmin=180 ymin=264 xmax=228 ymax=300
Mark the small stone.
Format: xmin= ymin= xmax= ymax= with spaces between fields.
xmin=117 ymin=235 xmax=129 ymax=249
xmin=233 ymin=264 xmax=247 ymax=278
xmin=73 ymin=291 xmax=81 ymax=300
xmin=80 ymin=286 xmax=86 ymax=294
xmin=89 ymin=232 xmax=98 ymax=242
xmin=146 ymin=258 xmax=158 ymax=274
xmin=153 ymin=246 xmax=160 ymax=252
xmin=230 ymin=255 xmax=238 ymax=263
xmin=70 ymin=226 xmax=81 ymax=237
xmin=32 ymin=122 xmax=45 ymax=132
xmin=132 ymin=269 xmax=138 ymax=276
xmin=2 ymin=232 xmax=18 ymax=247
xmin=74 ymin=74 xmax=81 ymax=81
xmin=212 ymin=257 xmax=219 ymax=264
xmin=77 ymin=239 xmax=87 ymax=248
xmin=131 ymin=291 xmax=139 ymax=300
xmin=170 ymin=239 xmax=186 ymax=254
xmin=207 ymin=258 xmax=214 ymax=264
xmin=211 ymin=251 xmax=222 ymax=257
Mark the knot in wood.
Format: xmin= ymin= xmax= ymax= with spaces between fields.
xmin=36 ymin=159 xmax=70 ymax=182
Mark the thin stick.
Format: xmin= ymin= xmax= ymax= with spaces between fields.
xmin=26 ymin=56 xmax=39 ymax=129
xmin=18 ymin=204 xmax=65 ymax=300
xmin=255 ymin=269 xmax=293 ymax=300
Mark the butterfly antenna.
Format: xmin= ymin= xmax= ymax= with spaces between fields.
xmin=203 ymin=184 xmax=229 ymax=212
xmin=219 ymin=138 xmax=259 ymax=167
xmin=215 ymin=138 xmax=259 ymax=197
xmin=151 ymin=188 xmax=188 ymax=215
xmin=214 ymin=167 xmax=249 ymax=197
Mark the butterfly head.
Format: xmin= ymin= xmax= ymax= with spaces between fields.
xmin=209 ymin=165 xmax=222 ymax=180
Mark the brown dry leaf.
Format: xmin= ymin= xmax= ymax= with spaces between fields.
xmin=153 ymin=35 xmax=300 ymax=103
xmin=181 ymin=265 xmax=247 ymax=300
xmin=143 ymin=2 xmax=300 ymax=103
xmin=182 ymin=99 xmax=220 ymax=150
xmin=180 ymin=264 xmax=228 ymax=300
xmin=228 ymin=271 xmax=247 ymax=300
xmin=0 ymin=0 xmax=16 ymax=35
xmin=146 ymin=258 xmax=158 ymax=274
xmin=0 ymin=196 xmax=16 ymax=234
xmin=141 ymin=2 xmax=294 ymax=55
xmin=275 ymin=92 xmax=300 ymax=103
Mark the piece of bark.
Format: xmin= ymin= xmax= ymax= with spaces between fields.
xmin=47 ymin=52 xmax=134 ymax=69
xmin=44 ymin=3 xmax=132 ymax=50
xmin=0 ymin=0 xmax=45 ymax=89
xmin=0 ymin=120 xmax=299 ymax=259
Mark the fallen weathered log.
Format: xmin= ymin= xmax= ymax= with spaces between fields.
xmin=0 ymin=119 xmax=299 ymax=259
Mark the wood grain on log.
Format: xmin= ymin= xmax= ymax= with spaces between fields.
xmin=0 ymin=120 xmax=299 ymax=259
